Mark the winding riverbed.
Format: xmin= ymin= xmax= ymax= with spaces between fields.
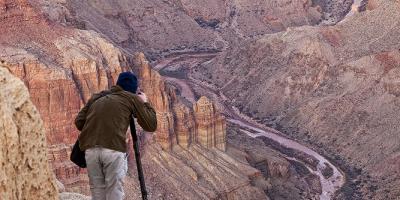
xmin=153 ymin=53 xmax=345 ymax=200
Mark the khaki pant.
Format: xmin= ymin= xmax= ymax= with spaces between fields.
xmin=85 ymin=147 xmax=127 ymax=200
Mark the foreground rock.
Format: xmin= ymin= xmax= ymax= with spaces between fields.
xmin=0 ymin=66 xmax=58 ymax=199
xmin=57 ymin=180 xmax=91 ymax=200
xmin=59 ymin=193 xmax=91 ymax=200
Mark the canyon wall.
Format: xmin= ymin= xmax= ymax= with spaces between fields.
xmin=191 ymin=1 xmax=400 ymax=199
xmin=35 ymin=0 xmax=355 ymax=58
xmin=0 ymin=65 xmax=58 ymax=200
xmin=60 ymin=0 xmax=218 ymax=57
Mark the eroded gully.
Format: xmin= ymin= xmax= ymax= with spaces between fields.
xmin=153 ymin=53 xmax=345 ymax=200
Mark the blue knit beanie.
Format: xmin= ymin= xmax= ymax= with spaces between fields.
xmin=116 ymin=72 xmax=138 ymax=94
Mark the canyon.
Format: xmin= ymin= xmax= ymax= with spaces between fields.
xmin=154 ymin=53 xmax=345 ymax=200
xmin=1 ymin=0 xmax=399 ymax=199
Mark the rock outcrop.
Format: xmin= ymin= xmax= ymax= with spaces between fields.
xmin=57 ymin=180 xmax=91 ymax=200
xmin=0 ymin=65 xmax=58 ymax=200
xmin=137 ymin=53 xmax=177 ymax=150
xmin=55 ymin=0 xmax=218 ymax=58
xmin=173 ymin=103 xmax=194 ymax=149
xmin=193 ymin=96 xmax=226 ymax=151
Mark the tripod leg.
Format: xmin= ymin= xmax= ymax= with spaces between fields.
xmin=130 ymin=116 xmax=148 ymax=200
xmin=134 ymin=140 xmax=148 ymax=200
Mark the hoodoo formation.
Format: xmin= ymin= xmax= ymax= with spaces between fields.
xmin=193 ymin=96 xmax=226 ymax=151
xmin=1 ymin=0 xmax=399 ymax=199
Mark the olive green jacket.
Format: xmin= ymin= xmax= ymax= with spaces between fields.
xmin=75 ymin=85 xmax=157 ymax=152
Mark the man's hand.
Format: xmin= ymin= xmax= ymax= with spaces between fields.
xmin=137 ymin=92 xmax=148 ymax=103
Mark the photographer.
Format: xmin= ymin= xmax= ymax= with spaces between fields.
xmin=74 ymin=72 xmax=157 ymax=200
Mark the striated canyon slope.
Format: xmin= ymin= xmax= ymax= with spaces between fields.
xmin=37 ymin=0 xmax=353 ymax=58
xmin=192 ymin=0 xmax=400 ymax=199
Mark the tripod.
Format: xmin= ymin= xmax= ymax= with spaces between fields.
xmin=130 ymin=116 xmax=148 ymax=200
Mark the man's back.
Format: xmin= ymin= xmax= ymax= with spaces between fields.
xmin=76 ymin=85 xmax=157 ymax=153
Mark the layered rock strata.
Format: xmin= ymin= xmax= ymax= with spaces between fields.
xmin=137 ymin=53 xmax=177 ymax=150
xmin=37 ymin=0 xmax=342 ymax=56
xmin=0 ymin=65 xmax=58 ymax=200
xmin=173 ymin=103 xmax=194 ymax=149
xmin=193 ymin=96 xmax=226 ymax=151
xmin=63 ymin=0 xmax=219 ymax=57
xmin=136 ymin=53 xmax=227 ymax=151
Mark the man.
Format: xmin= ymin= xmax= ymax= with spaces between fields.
xmin=75 ymin=72 xmax=157 ymax=200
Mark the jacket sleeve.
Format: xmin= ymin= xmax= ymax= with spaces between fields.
xmin=74 ymin=93 xmax=101 ymax=131
xmin=133 ymin=98 xmax=157 ymax=132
